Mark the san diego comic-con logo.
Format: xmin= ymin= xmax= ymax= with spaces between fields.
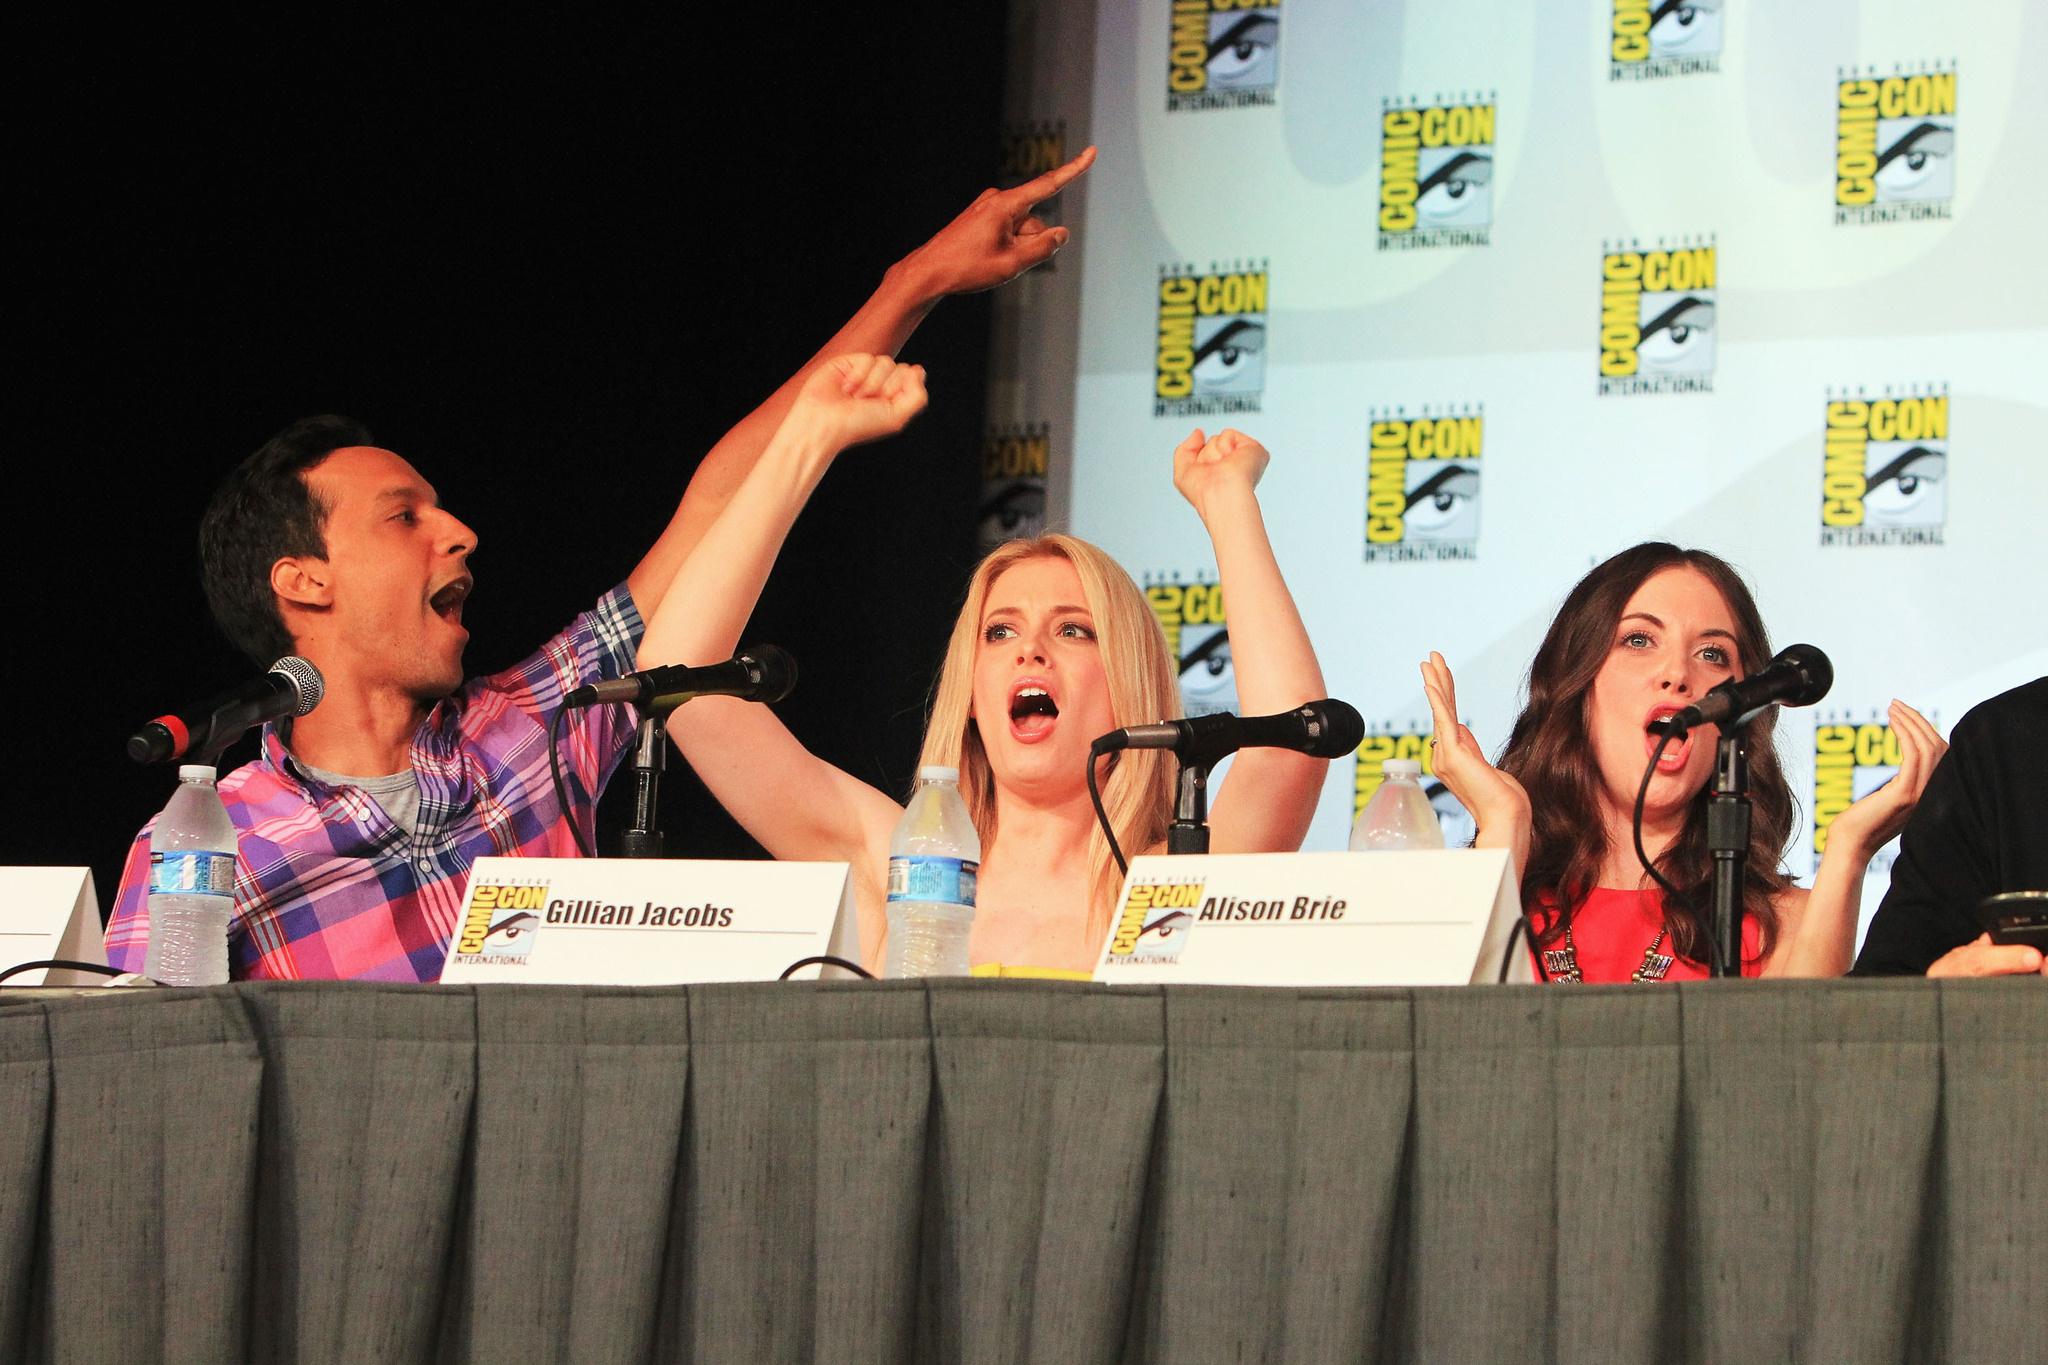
xmin=453 ymin=881 xmax=548 ymax=965
xmin=980 ymin=423 xmax=1049 ymax=552
xmin=1597 ymin=237 xmax=1715 ymax=397
xmin=1155 ymin=261 xmax=1268 ymax=419
xmin=1355 ymin=730 xmax=1474 ymax=849
xmin=1820 ymin=386 xmax=1947 ymax=548
xmin=1378 ymin=94 xmax=1495 ymax=251
xmin=1364 ymin=405 xmax=1483 ymax=563
xmin=1105 ymin=879 xmax=1205 ymax=963
xmin=1145 ymin=573 xmax=1235 ymax=719
xmin=1609 ymin=0 xmax=1722 ymax=81
xmin=1167 ymin=0 xmax=1280 ymax=113
xmin=1835 ymin=64 xmax=1955 ymax=226
xmin=999 ymin=122 xmax=1066 ymax=272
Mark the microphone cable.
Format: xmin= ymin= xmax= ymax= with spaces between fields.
xmin=1632 ymin=727 xmax=1725 ymax=979
xmin=1085 ymin=744 xmax=1130 ymax=878
xmin=549 ymin=704 xmax=598 ymax=859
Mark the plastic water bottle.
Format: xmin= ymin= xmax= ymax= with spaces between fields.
xmin=144 ymin=765 xmax=239 ymax=985
xmin=1350 ymin=759 xmax=1445 ymax=851
xmin=885 ymin=766 xmax=982 ymax=977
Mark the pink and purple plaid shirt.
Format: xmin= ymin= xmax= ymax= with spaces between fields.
xmin=106 ymin=585 xmax=643 ymax=981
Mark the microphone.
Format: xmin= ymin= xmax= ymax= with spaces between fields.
xmin=128 ymin=656 xmax=325 ymax=764
xmin=564 ymin=645 xmax=797 ymax=711
xmin=1650 ymin=643 xmax=1833 ymax=737
xmin=1091 ymin=698 xmax=1366 ymax=767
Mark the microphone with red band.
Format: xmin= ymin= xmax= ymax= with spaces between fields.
xmin=128 ymin=656 xmax=325 ymax=764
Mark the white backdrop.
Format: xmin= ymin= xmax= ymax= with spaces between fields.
xmin=988 ymin=0 xmax=2048 ymax=941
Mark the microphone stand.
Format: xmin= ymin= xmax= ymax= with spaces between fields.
xmin=1167 ymin=760 xmax=1211 ymax=855
xmin=620 ymin=715 xmax=666 ymax=859
xmin=1705 ymin=729 xmax=1749 ymax=978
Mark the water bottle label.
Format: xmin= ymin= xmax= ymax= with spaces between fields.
xmin=149 ymin=851 xmax=236 ymax=897
xmin=887 ymin=856 xmax=978 ymax=907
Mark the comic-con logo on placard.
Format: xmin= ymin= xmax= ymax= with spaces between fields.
xmin=1835 ymin=64 xmax=1955 ymax=226
xmin=1145 ymin=573 xmax=1235 ymax=718
xmin=1105 ymin=878 xmax=1205 ymax=963
xmin=451 ymin=881 xmax=547 ymax=965
xmin=1167 ymin=0 xmax=1280 ymax=113
xmin=1155 ymin=260 xmax=1268 ymax=419
xmin=1597 ymin=237 xmax=1715 ymax=397
xmin=1364 ymin=405 xmax=1483 ymax=563
xmin=1355 ymin=729 xmax=1475 ymax=849
xmin=1000 ymin=122 xmax=1067 ymax=271
xmin=1820 ymin=386 xmax=1947 ymax=548
xmin=980 ymin=423 xmax=1049 ymax=552
xmin=1609 ymin=0 xmax=1721 ymax=81
xmin=1378 ymin=94 xmax=1495 ymax=251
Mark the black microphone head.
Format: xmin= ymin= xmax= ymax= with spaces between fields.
xmin=739 ymin=644 xmax=797 ymax=705
xmin=1299 ymin=698 xmax=1367 ymax=759
xmin=1770 ymin=643 xmax=1833 ymax=709
xmin=269 ymin=656 xmax=325 ymax=717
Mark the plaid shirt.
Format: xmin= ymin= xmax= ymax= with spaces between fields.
xmin=106 ymin=585 xmax=644 ymax=981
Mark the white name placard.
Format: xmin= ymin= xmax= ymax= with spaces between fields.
xmin=1091 ymin=849 xmax=1529 ymax=987
xmin=437 ymin=857 xmax=859 ymax=986
xmin=0 ymin=868 xmax=107 ymax=986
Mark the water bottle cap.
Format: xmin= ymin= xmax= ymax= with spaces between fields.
xmin=1383 ymin=759 xmax=1423 ymax=779
xmin=178 ymin=765 xmax=218 ymax=782
xmin=917 ymin=765 xmax=960 ymax=783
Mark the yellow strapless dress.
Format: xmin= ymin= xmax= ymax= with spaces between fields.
xmin=968 ymin=963 xmax=1095 ymax=982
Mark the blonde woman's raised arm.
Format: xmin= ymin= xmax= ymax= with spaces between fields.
xmin=646 ymin=356 xmax=926 ymax=879
xmin=1172 ymin=429 xmax=1332 ymax=853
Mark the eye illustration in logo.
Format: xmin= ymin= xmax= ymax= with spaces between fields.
xmin=1402 ymin=462 xmax=1481 ymax=543
xmin=979 ymin=480 xmax=1047 ymax=547
xmin=1648 ymin=0 xmax=1722 ymax=57
xmin=1206 ymin=11 xmax=1278 ymax=91
xmin=1178 ymin=625 xmax=1237 ymax=717
xmin=1874 ymin=121 xmax=1956 ymax=202
xmin=1415 ymin=150 xmax=1493 ymax=227
xmin=1137 ymin=906 xmax=1193 ymax=960
xmin=1637 ymin=294 xmax=1715 ymax=374
xmin=483 ymin=910 xmax=538 ymax=959
xmin=1192 ymin=317 xmax=1266 ymax=394
xmin=1862 ymin=443 xmax=1946 ymax=527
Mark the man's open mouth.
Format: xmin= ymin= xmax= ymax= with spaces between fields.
xmin=430 ymin=577 xmax=472 ymax=623
xmin=1009 ymin=683 xmax=1059 ymax=740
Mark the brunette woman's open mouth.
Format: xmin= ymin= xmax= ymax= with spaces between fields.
xmin=1645 ymin=704 xmax=1693 ymax=770
xmin=1009 ymin=679 xmax=1059 ymax=742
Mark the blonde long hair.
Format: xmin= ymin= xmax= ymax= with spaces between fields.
xmin=918 ymin=535 xmax=1181 ymax=947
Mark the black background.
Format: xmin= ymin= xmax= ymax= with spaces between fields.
xmin=10 ymin=8 xmax=1010 ymax=913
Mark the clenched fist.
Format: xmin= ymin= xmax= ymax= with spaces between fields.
xmin=790 ymin=353 xmax=929 ymax=451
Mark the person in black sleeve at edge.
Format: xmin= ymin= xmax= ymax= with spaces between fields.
xmin=1852 ymin=677 xmax=2048 ymax=978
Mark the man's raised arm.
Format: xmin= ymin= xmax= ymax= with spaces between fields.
xmin=623 ymin=146 xmax=1098 ymax=620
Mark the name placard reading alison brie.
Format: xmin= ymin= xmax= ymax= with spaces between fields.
xmin=1092 ymin=849 xmax=1526 ymax=987
xmin=438 ymin=857 xmax=858 ymax=986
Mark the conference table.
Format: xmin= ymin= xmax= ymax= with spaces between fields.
xmin=0 ymin=975 xmax=2041 ymax=1364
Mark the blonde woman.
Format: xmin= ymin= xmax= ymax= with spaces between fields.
xmin=646 ymin=353 xmax=1331 ymax=975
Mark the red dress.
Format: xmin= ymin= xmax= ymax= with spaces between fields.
xmin=1529 ymin=886 xmax=1763 ymax=982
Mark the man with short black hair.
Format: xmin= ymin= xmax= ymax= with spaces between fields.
xmin=106 ymin=150 xmax=1095 ymax=979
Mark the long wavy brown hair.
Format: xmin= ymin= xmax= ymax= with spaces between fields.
xmin=1499 ymin=543 xmax=1796 ymax=967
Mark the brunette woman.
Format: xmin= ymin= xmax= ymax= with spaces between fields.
xmin=1424 ymin=543 xmax=1944 ymax=980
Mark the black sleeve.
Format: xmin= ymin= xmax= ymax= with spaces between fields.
xmin=1851 ymin=709 xmax=1997 ymax=976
